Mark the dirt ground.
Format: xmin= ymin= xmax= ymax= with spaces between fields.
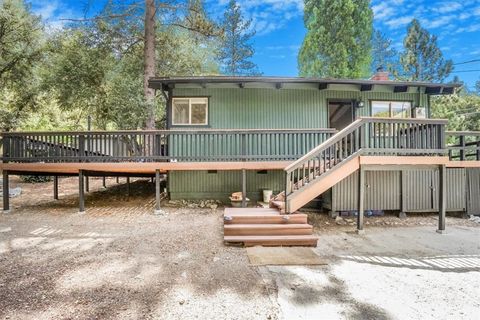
xmin=0 ymin=176 xmax=479 ymax=320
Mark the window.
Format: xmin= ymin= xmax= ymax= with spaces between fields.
xmin=172 ymin=97 xmax=208 ymax=125
xmin=371 ymin=101 xmax=412 ymax=118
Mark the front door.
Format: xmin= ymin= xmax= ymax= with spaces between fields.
xmin=328 ymin=100 xmax=354 ymax=130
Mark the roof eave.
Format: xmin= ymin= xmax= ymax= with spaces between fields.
xmin=148 ymin=76 xmax=461 ymax=95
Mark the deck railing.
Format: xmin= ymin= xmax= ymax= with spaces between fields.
xmin=285 ymin=117 xmax=448 ymax=197
xmin=0 ymin=128 xmax=337 ymax=163
xmin=446 ymin=131 xmax=480 ymax=161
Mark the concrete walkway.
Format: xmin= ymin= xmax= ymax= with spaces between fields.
xmin=260 ymin=226 xmax=480 ymax=320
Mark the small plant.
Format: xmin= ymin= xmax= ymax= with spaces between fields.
xmin=20 ymin=175 xmax=52 ymax=183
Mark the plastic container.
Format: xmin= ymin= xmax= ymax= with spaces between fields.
xmin=263 ymin=189 xmax=273 ymax=203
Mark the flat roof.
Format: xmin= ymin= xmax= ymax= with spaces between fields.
xmin=149 ymin=76 xmax=460 ymax=95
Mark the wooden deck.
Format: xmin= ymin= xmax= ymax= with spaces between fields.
xmin=0 ymin=156 xmax=478 ymax=176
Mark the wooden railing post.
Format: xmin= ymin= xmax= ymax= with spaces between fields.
xmin=459 ymin=135 xmax=465 ymax=160
xmin=2 ymin=136 xmax=10 ymax=162
xmin=241 ymin=132 xmax=246 ymax=161
xmin=79 ymin=134 xmax=85 ymax=162
xmin=477 ymin=141 xmax=480 ymax=161
xmin=284 ymin=171 xmax=289 ymax=213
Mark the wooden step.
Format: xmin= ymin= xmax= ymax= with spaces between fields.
xmin=224 ymin=224 xmax=313 ymax=236
xmin=224 ymin=235 xmax=318 ymax=247
xmin=224 ymin=208 xmax=280 ymax=216
xmin=224 ymin=213 xmax=308 ymax=225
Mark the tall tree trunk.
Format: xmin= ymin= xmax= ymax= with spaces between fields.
xmin=144 ymin=0 xmax=156 ymax=129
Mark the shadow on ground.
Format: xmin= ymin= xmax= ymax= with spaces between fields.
xmin=0 ymin=181 xmax=275 ymax=319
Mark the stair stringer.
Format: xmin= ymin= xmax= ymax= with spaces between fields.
xmin=287 ymin=154 xmax=360 ymax=213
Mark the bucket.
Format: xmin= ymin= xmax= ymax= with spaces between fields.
xmin=263 ymin=189 xmax=273 ymax=203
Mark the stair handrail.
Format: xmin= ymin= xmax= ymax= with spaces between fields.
xmin=285 ymin=117 xmax=449 ymax=174
xmin=285 ymin=118 xmax=364 ymax=173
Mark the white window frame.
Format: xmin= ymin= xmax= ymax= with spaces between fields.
xmin=172 ymin=97 xmax=209 ymax=126
xmin=371 ymin=100 xmax=412 ymax=118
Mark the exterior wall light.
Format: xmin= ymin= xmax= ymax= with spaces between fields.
xmin=356 ymin=100 xmax=365 ymax=108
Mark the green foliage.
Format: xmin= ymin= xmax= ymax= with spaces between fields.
xmin=43 ymin=30 xmax=114 ymax=129
xmin=371 ymin=30 xmax=398 ymax=74
xmin=298 ymin=0 xmax=372 ymax=78
xmin=399 ymin=19 xmax=453 ymax=82
xmin=0 ymin=0 xmax=44 ymax=131
xmin=0 ymin=0 xmax=223 ymax=132
xmin=431 ymin=90 xmax=480 ymax=132
xmin=217 ymin=0 xmax=259 ymax=76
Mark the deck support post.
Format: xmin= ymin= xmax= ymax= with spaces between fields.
xmin=154 ymin=170 xmax=164 ymax=215
xmin=437 ymin=164 xmax=447 ymax=234
xmin=79 ymin=170 xmax=85 ymax=213
xmin=54 ymin=176 xmax=59 ymax=200
xmin=102 ymin=177 xmax=106 ymax=188
xmin=3 ymin=171 xmax=10 ymax=213
xmin=85 ymin=175 xmax=89 ymax=192
xmin=357 ymin=166 xmax=365 ymax=234
xmin=399 ymin=170 xmax=407 ymax=218
xmin=241 ymin=169 xmax=247 ymax=208
xmin=116 ymin=177 xmax=119 ymax=184
xmin=126 ymin=177 xmax=130 ymax=196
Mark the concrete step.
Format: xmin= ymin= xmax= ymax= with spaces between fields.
xmin=224 ymin=223 xmax=313 ymax=236
xmin=224 ymin=235 xmax=318 ymax=247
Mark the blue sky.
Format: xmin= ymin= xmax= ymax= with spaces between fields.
xmin=30 ymin=0 xmax=480 ymax=89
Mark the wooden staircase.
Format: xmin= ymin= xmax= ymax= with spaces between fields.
xmin=223 ymin=208 xmax=318 ymax=247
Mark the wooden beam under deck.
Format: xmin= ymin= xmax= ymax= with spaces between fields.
xmin=0 ymin=161 xmax=292 ymax=175
xmin=359 ymin=156 xmax=450 ymax=166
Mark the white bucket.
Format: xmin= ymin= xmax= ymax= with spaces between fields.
xmin=263 ymin=190 xmax=273 ymax=203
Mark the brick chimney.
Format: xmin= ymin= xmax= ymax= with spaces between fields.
xmin=370 ymin=66 xmax=390 ymax=81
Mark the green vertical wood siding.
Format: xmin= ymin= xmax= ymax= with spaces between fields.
xmin=328 ymin=168 xmax=466 ymax=212
xmin=169 ymin=87 xmax=430 ymax=201
xmin=169 ymin=170 xmax=284 ymax=202
xmin=467 ymin=168 xmax=480 ymax=214
xmin=171 ymin=88 xmax=429 ymax=129
xmin=329 ymin=170 xmax=401 ymax=211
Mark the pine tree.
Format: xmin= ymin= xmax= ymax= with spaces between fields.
xmin=298 ymin=0 xmax=372 ymax=78
xmin=217 ymin=0 xmax=259 ymax=76
xmin=371 ymin=30 xmax=398 ymax=74
xmin=400 ymin=19 xmax=453 ymax=82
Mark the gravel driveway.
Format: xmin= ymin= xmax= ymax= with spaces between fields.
xmin=0 ymin=177 xmax=277 ymax=320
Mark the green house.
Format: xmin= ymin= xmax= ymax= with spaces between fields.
xmin=147 ymin=75 xmax=479 ymax=216
xmin=2 ymin=74 xmax=479 ymax=225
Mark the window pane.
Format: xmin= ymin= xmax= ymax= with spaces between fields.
xmin=372 ymin=101 xmax=390 ymax=117
xmin=191 ymin=98 xmax=207 ymax=124
xmin=391 ymin=101 xmax=412 ymax=118
xmin=173 ymin=99 xmax=189 ymax=124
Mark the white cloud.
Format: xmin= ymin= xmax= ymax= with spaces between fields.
xmin=30 ymin=0 xmax=79 ymax=31
xmin=454 ymin=23 xmax=480 ymax=33
xmin=385 ymin=16 xmax=413 ymax=29
xmin=422 ymin=15 xmax=456 ymax=29
xmin=372 ymin=3 xmax=395 ymax=21
xmin=433 ymin=2 xmax=462 ymax=13
xmin=212 ymin=0 xmax=304 ymax=35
